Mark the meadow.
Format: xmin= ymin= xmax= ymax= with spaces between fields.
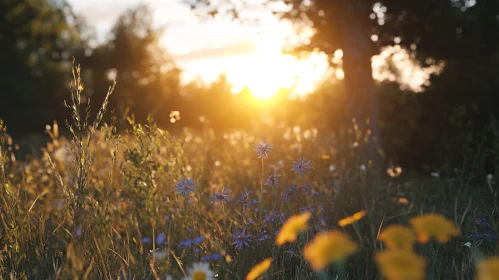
xmin=1 ymin=66 xmax=499 ymax=280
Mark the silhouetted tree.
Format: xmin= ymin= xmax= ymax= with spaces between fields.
xmin=80 ymin=5 xmax=182 ymax=128
xmin=0 ymin=0 xmax=82 ymax=135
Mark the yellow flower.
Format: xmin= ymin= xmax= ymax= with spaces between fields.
xmin=375 ymin=250 xmax=427 ymax=280
xmin=276 ymin=211 xmax=311 ymax=246
xmin=303 ymin=230 xmax=358 ymax=271
xmin=409 ymin=213 xmax=460 ymax=243
xmin=338 ymin=210 xmax=366 ymax=227
xmin=379 ymin=225 xmax=416 ymax=251
xmin=476 ymin=257 xmax=499 ymax=280
xmin=246 ymin=258 xmax=272 ymax=280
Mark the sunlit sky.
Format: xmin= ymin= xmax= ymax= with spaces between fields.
xmin=69 ymin=0 xmax=441 ymax=98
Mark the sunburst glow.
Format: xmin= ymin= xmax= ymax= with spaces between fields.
xmin=181 ymin=31 xmax=330 ymax=99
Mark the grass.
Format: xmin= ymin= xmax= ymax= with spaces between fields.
xmin=0 ymin=65 xmax=498 ymax=279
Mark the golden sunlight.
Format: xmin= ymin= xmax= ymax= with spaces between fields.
xmin=180 ymin=31 xmax=330 ymax=99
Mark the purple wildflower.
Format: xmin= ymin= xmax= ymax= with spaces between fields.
xmin=232 ymin=230 xmax=251 ymax=249
xmin=245 ymin=219 xmax=256 ymax=226
xmin=282 ymin=186 xmax=297 ymax=201
xmin=156 ymin=232 xmax=167 ymax=244
xmin=74 ymin=225 xmax=82 ymax=237
xmin=209 ymin=187 xmax=232 ymax=204
xmin=202 ymin=253 xmax=223 ymax=262
xmin=175 ymin=178 xmax=197 ymax=196
xmin=255 ymin=140 xmax=273 ymax=158
xmin=264 ymin=210 xmax=284 ymax=224
xmin=292 ymin=157 xmax=313 ymax=176
xmin=237 ymin=189 xmax=257 ymax=206
xmin=265 ymin=170 xmax=281 ymax=187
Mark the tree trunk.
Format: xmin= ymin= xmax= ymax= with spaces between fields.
xmin=337 ymin=1 xmax=382 ymax=165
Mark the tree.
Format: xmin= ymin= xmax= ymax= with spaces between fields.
xmin=0 ymin=0 xmax=82 ymax=135
xmin=79 ymin=5 xmax=182 ymax=128
xmin=190 ymin=0 xmax=499 ymax=166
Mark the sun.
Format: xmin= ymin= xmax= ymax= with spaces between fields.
xmin=179 ymin=30 xmax=330 ymax=99
xmin=228 ymin=32 xmax=296 ymax=99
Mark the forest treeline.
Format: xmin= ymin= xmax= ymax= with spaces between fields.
xmin=2 ymin=0 xmax=499 ymax=173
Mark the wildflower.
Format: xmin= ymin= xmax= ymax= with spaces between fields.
xmin=183 ymin=262 xmax=215 ymax=280
xmin=282 ymin=186 xmax=297 ymax=201
xmin=232 ymin=230 xmax=251 ymax=249
xmin=257 ymin=230 xmax=272 ymax=241
xmin=255 ymin=140 xmax=273 ymax=158
xmin=276 ymin=211 xmax=311 ymax=245
xmin=142 ymin=237 xmax=152 ymax=243
xmin=202 ymin=253 xmax=223 ymax=262
xmin=409 ymin=213 xmax=460 ymax=243
xmin=292 ymin=157 xmax=313 ymax=176
xmin=237 ymin=189 xmax=257 ymax=206
xmin=156 ymin=232 xmax=167 ymax=244
xmin=300 ymin=205 xmax=316 ymax=214
xmin=193 ymin=236 xmax=205 ymax=244
xmin=175 ymin=178 xmax=197 ymax=196
xmin=246 ymin=258 xmax=272 ymax=280
xmin=360 ymin=164 xmax=367 ymax=171
xmin=329 ymin=165 xmax=335 ymax=172
xmin=264 ymin=210 xmax=284 ymax=224
xmin=469 ymin=232 xmax=498 ymax=241
xmin=179 ymin=240 xmax=193 ymax=248
xmin=264 ymin=170 xmax=281 ymax=187
xmin=245 ymin=219 xmax=256 ymax=226
xmin=209 ymin=188 xmax=232 ymax=204
xmin=375 ymin=250 xmax=427 ymax=280
xmin=338 ymin=210 xmax=366 ymax=227
xmin=303 ymin=230 xmax=358 ymax=271
xmin=476 ymin=257 xmax=499 ymax=280
xmin=430 ymin=172 xmax=439 ymax=178
xmin=74 ymin=225 xmax=82 ymax=237
xmin=476 ymin=218 xmax=489 ymax=226
xmin=379 ymin=225 xmax=416 ymax=251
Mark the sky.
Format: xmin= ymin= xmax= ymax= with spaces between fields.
xmin=69 ymin=0 xmax=332 ymax=97
xmin=68 ymin=0 xmax=442 ymax=97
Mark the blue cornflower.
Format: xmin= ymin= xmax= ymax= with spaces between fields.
xmin=142 ymin=237 xmax=152 ymax=243
xmin=175 ymin=178 xmax=197 ymax=196
xmin=265 ymin=170 xmax=281 ymax=187
xmin=300 ymin=205 xmax=316 ymax=213
xmin=237 ymin=189 xmax=257 ymax=206
xmin=255 ymin=140 xmax=273 ymax=158
xmin=232 ymin=230 xmax=251 ymax=249
xmin=470 ymin=232 xmax=498 ymax=240
xmin=264 ymin=210 xmax=284 ymax=224
xmin=476 ymin=218 xmax=489 ymax=226
xmin=178 ymin=240 xmax=193 ymax=248
xmin=292 ymin=157 xmax=313 ymax=176
xmin=209 ymin=187 xmax=232 ymax=204
xmin=74 ymin=225 xmax=82 ymax=237
xmin=202 ymin=253 xmax=223 ymax=262
xmin=257 ymin=230 xmax=272 ymax=241
xmin=282 ymin=186 xmax=297 ymax=201
xmin=245 ymin=219 xmax=256 ymax=226
xmin=192 ymin=236 xmax=205 ymax=244
xmin=156 ymin=232 xmax=167 ymax=244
